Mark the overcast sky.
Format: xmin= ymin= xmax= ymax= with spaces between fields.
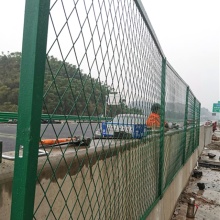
xmin=142 ymin=0 xmax=220 ymax=112
xmin=0 ymin=0 xmax=219 ymax=111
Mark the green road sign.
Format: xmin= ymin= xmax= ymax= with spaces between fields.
xmin=213 ymin=103 xmax=220 ymax=112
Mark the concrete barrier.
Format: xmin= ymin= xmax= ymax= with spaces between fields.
xmin=0 ymin=125 xmax=212 ymax=219
xmin=146 ymin=125 xmax=212 ymax=220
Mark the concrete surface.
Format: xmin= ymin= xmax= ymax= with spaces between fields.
xmin=171 ymin=139 xmax=220 ymax=220
xmin=0 ymin=125 xmax=212 ymax=219
xmin=0 ymin=123 xmax=100 ymax=152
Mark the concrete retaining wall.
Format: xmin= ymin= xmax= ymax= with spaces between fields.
xmin=146 ymin=125 xmax=212 ymax=220
xmin=0 ymin=125 xmax=212 ymax=219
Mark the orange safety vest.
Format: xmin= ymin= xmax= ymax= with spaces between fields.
xmin=146 ymin=113 xmax=160 ymax=127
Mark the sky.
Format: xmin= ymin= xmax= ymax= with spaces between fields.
xmin=0 ymin=0 xmax=219 ymax=112
xmin=142 ymin=0 xmax=220 ymax=111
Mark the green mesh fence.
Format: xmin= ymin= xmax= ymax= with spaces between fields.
xmin=163 ymin=64 xmax=187 ymax=188
xmin=11 ymin=0 xmax=201 ymax=219
xmin=195 ymin=100 xmax=201 ymax=147
xmin=185 ymin=90 xmax=196 ymax=160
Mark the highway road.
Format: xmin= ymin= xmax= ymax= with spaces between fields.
xmin=0 ymin=122 xmax=101 ymax=152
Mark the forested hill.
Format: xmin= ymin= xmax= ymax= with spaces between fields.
xmin=0 ymin=52 xmax=141 ymax=116
xmin=0 ymin=52 xmax=20 ymax=111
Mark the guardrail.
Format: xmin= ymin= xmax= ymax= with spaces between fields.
xmin=0 ymin=112 xmax=112 ymax=123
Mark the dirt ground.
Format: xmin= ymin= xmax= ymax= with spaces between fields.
xmin=171 ymin=140 xmax=220 ymax=220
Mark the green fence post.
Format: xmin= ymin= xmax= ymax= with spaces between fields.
xmin=0 ymin=141 xmax=2 ymax=163
xmin=197 ymin=102 xmax=201 ymax=146
xmin=11 ymin=0 xmax=50 ymax=219
xmin=182 ymin=86 xmax=189 ymax=165
xmin=158 ymin=57 xmax=166 ymax=197
xmin=192 ymin=97 xmax=196 ymax=151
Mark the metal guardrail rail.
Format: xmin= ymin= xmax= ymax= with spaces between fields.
xmin=0 ymin=112 xmax=112 ymax=122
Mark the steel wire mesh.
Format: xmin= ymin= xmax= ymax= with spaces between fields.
xmin=195 ymin=99 xmax=201 ymax=148
xmin=185 ymin=90 xmax=196 ymax=160
xmin=34 ymin=0 xmax=163 ymax=219
xmin=163 ymin=65 xmax=187 ymax=188
xmin=11 ymin=0 xmax=201 ymax=219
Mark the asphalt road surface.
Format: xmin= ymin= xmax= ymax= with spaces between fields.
xmin=0 ymin=122 xmax=101 ymax=152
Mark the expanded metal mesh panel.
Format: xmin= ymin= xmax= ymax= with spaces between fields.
xmin=195 ymin=99 xmax=200 ymax=148
xmin=163 ymin=65 xmax=187 ymax=188
xmin=185 ymin=90 xmax=195 ymax=160
xmin=163 ymin=132 xmax=184 ymax=188
xmin=165 ymin=65 xmax=187 ymax=127
xmin=34 ymin=0 xmax=162 ymax=219
xmin=11 ymin=0 xmax=201 ymax=219
xmin=43 ymin=0 xmax=162 ymax=118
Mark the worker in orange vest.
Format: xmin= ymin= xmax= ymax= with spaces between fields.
xmin=146 ymin=103 xmax=168 ymax=129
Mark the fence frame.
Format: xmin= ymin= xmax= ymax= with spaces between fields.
xmin=9 ymin=0 xmax=201 ymax=219
xmin=158 ymin=57 xmax=166 ymax=197
xmin=10 ymin=0 xmax=50 ymax=219
xmin=182 ymin=86 xmax=189 ymax=165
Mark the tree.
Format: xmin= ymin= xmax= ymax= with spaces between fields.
xmin=0 ymin=52 xmax=140 ymax=117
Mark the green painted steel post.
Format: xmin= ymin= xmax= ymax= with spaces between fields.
xmin=182 ymin=86 xmax=189 ymax=165
xmin=192 ymin=97 xmax=196 ymax=151
xmin=197 ymin=102 xmax=201 ymax=146
xmin=10 ymin=0 xmax=50 ymax=219
xmin=158 ymin=57 xmax=166 ymax=197
xmin=0 ymin=141 xmax=2 ymax=163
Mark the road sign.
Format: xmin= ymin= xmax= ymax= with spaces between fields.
xmin=212 ymin=103 xmax=220 ymax=112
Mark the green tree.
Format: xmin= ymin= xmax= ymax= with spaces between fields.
xmin=0 ymin=52 xmax=141 ymax=117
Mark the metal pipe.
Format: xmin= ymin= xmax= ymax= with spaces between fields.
xmin=186 ymin=197 xmax=196 ymax=218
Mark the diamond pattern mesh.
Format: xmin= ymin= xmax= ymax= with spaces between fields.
xmin=12 ymin=0 xmax=201 ymax=219
xmin=163 ymin=64 xmax=187 ymax=187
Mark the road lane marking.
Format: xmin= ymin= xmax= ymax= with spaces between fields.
xmin=0 ymin=132 xmax=16 ymax=139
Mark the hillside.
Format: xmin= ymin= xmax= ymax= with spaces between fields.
xmin=0 ymin=52 xmax=141 ymax=117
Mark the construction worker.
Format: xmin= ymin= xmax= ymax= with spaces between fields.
xmin=146 ymin=103 xmax=168 ymax=129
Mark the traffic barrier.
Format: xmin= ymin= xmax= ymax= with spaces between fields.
xmin=0 ymin=112 xmax=112 ymax=123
